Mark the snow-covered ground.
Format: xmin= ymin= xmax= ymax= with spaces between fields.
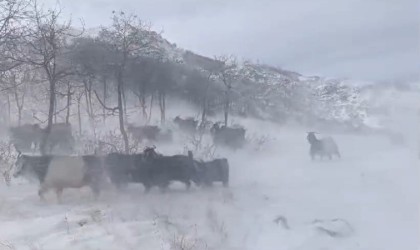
xmin=0 ymin=86 xmax=418 ymax=250
xmin=0 ymin=123 xmax=418 ymax=250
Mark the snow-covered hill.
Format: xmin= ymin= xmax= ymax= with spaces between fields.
xmin=81 ymin=27 xmax=377 ymax=130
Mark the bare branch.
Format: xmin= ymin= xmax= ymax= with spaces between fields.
xmin=94 ymin=90 xmax=118 ymax=112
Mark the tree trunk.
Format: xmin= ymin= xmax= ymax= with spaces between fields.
xmin=159 ymin=91 xmax=166 ymax=125
xmin=77 ymin=95 xmax=82 ymax=135
xmin=17 ymin=106 xmax=22 ymax=126
xmin=54 ymin=95 xmax=57 ymax=123
xmin=6 ymin=94 xmax=11 ymax=124
xmin=201 ymin=99 xmax=207 ymax=127
xmin=12 ymin=75 xmax=24 ymax=126
xmin=148 ymin=94 xmax=154 ymax=124
xmin=141 ymin=93 xmax=147 ymax=120
xmin=40 ymin=79 xmax=56 ymax=155
xmin=102 ymin=78 xmax=107 ymax=122
xmin=65 ymin=82 xmax=71 ymax=125
xmin=224 ymin=90 xmax=230 ymax=127
xmin=13 ymin=90 xmax=23 ymax=127
xmin=201 ymin=80 xmax=211 ymax=127
xmin=84 ymin=79 xmax=92 ymax=119
xmin=122 ymin=84 xmax=128 ymax=121
xmin=117 ymin=73 xmax=129 ymax=153
xmin=139 ymin=83 xmax=148 ymax=120
xmin=88 ymin=80 xmax=93 ymax=118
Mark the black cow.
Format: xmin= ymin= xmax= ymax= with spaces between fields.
xmin=104 ymin=153 xmax=138 ymax=189
xmin=173 ymin=116 xmax=198 ymax=133
xmin=140 ymin=148 xmax=199 ymax=192
xmin=306 ymin=132 xmax=341 ymax=160
xmin=210 ymin=123 xmax=246 ymax=149
xmin=127 ymin=124 xmax=172 ymax=143
xmin=9 ymin=124 xmax=42 ymax=152
xmin=9 ymin=123 xmax=74 ymax=154
xmin=43 ymin=123 xmax=75 ymax=153
xmin=195 ymin=158 xmax=229 ymax=187
xmin=13 ymin=153 xmax=105 ymax=202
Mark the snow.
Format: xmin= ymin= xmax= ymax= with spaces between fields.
xmin=0 ymin=66 xmax=418 ymax=249
xmin=0 ymin=120 xmax=418 ymax=250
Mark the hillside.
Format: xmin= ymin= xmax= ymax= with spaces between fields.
xmin=81 ymin=26 xmax=396 ymax=133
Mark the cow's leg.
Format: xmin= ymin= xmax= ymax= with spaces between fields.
xmin=222 ymin=179 xmax=229 ymax=187
xmin=158 ymin=183 xmax=169 ymax=193
xmin=335 ymin=151 xmax=341 ymax=159
xmin=328 ymin=154 xmax=332 ymax=160
xmin=310 ymin=153 xmax=315 ymax=161
xmin=38 ymin=183 xmax=49 ymax=201
xmin=55 ymin=187 xmax=63 ymax=204
xmin=143 ymin=184 xmax=151 ymax=194
xmin=184 ymin=180 xmax=191 ymax=190
xmin=89 ymin=182 xmax=101 ymax=200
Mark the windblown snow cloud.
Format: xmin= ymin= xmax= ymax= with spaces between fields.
xmin=47 ymin=0 xmax=419 ymax=82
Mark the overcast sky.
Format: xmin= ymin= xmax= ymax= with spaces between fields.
xmin=45 ymin=0 xmax=419 ymax=82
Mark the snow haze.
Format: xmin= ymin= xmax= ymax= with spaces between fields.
xmin=0 ymin=1 xmax=418 ymax=250
xmin=1 ymin=89 xmax=419 ymax=249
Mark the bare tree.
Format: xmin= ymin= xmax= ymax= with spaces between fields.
xmin=215 ymin=55 xmax=239 ymax=126
xmin=126 ymin=58 xmax=156 ymax=121
xmin=0 ymin=0 xmax=28 ymax=72
xmin=97 ymin=11 xmax=161 ymax=153
xmin=75 ymin=87 xmax=84 ymax=134
xmin=11 ymin=0 xmax=83 ymax=154
xmin=64 ymin=80 xmax=74 ymax=124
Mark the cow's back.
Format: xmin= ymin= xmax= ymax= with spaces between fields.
xmin=147 ymin=155 xmax=195 ymax=184
xmin=322 ymin=137 xmax=338 ymax=152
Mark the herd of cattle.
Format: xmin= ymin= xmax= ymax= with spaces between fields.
xmin=126 ymin=116 xmax=246 ymax=149
xmin=5 ymin=115 xmax=348 ymax=203
xmin=9 ymin=130 xmax=341 ymax=203
xmin=8 ymin=116 xmax=247 ymax=154
xmin=9 ymin=123 xmax=75 ymax=153
xmin=13 ymin=146 xmax=229 ymax=202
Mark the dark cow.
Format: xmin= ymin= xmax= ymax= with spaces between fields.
xmin=103 ymin=152 xmax=138 ymax=189
xmin=140 ymin=147 xmax=199 ymax=192
xmin=9 ymin=123 xmax=74 ymax=153
xmin=127 ymin=124 xmax=172 ymax=143
xmin=43 ymin=123 xmax=75 ymax=153
xmin=13 ymin=153 xmax=105 ymax=202
xmin=195 ymin=158 xmax=229 ymax=187
xmin=173 ymin=116 xmax=198 ymax=133
xmin=210 ymin=123 xmax=246 ymax=149
xmin=306 ymin=132 xmax=341 ymax=160
xmin=9 ymin=124 xmax=42 ymax=152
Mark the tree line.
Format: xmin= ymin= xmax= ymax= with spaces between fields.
xmin=0 ymin=1 xmax=248 ymax=153
xmin=0 ymin=0 xmax=368 ymax=154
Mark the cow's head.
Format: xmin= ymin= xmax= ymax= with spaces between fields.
xmin=173 ymin=116 xmax=181 ymax=123
xmin=143 ymin=145 xmax=159 ymax=159
xmin=187 ymin=150 xmax=193 ymax=159
xmin=210 ymin=122 xmax=221 ymax=135
xmin=306 ymin=132 xmax=319 ymax=144
xmin=191 ymin=160 xmax=205 ymax=186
